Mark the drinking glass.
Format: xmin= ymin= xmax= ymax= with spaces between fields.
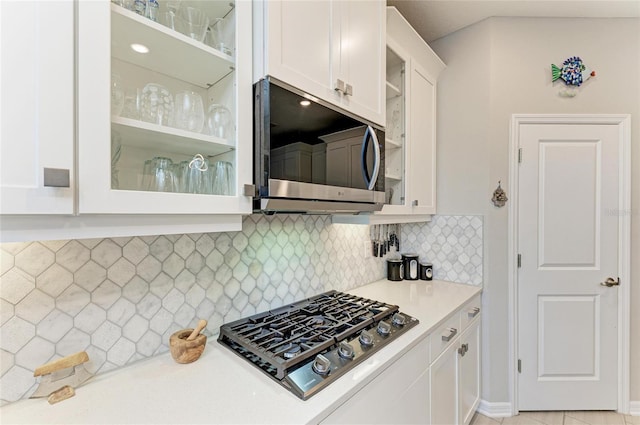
xmin=121 ymin=87 xmax=142 ymax=120
xmin=111 ymin=74 xmax=124 ymax=117
xmin=210 ymin=18 xmax=232 ymax=56
xmin=140 ymin=83 xmax=173 ymax=126
xmin=212 ymin=161 xmax=233 ymax=195
xmin=149 ymin=157 xmax=176 ymax=192
xmin=206 ymin=104 xmax=233 ymax=141
xmin=111 ymin=131 xmax=122 ymax=189
xmin=177 ymin=7 xmax=209 ymax=43
xmin=141 ymin=159 xmax=154 ymax=190
xmin=174 ymin=91 xmax=204 ymax=133
xmin=172 ymin=160 xmax=190 ymax=193
xmin=185 ymin=154 xmax=212 ymax=194
xmin=165 ymin=0 xmax=182 ymax=30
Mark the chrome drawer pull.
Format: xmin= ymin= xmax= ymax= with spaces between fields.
xmin=467 ymin=307 xmax=480 ymax=318
xmin=43 ymin=168 xmax=70 ymax=188
xmin=441 ymin=328 xmax=457 ymax=342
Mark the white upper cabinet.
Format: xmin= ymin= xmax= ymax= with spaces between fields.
xmin=0 ymin=1 xmax=74 ymax=215
xmin=1 ymin=0 xmax=253 ymax=242
xmin=408 ymin=60 xmax=437 ymax=215
xmin=77 ymin=1 xmax=253 ymax=215
xmin=385 ymin=7 xmax=443 ymax=217
xmin=254 ymin=0 xmax=385 ymax=126
xmin=332 ymin=6 xmax=444 ymax=225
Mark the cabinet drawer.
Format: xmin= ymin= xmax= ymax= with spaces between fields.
xmin=430 ymin=312 xmax=461 ymax=362
xmin=461 ymin=295 xmax=482 ymax=330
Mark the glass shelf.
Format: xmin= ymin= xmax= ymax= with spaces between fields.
xmin=386 ymin=80 xmax=401 ymax=99
xmin=386 ymin=137 xmax=402 ymax=149
xmin=112 ymin=116 xmax=234 ymax=157
xmin=111 ymin=4 xmax=234 ymax=88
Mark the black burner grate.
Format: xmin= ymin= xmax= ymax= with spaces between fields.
xmin=218 ymin=290 xmax=400 ymax=379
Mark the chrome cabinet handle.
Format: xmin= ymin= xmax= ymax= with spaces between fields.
xmin=468 ymin=307 xmax=480 ymax=318
xmin=43 ymin=168 xmax=70 ymax=188
xmin=458 ymin=343 xmax=469 ymax=356
xmin=335 ymin=79 xmax=345 ymax=94
xmin=412 ymin=200 xmax=419 ymax=207
xmin=345 ymin=83 xmax=353 ymax=96
xmin=243 ymin=184 xmax=256 ymax=197
xmin=600 ymin=277 xmax=620 ymax=287
xmin=442 ymin=327 xmax=457 ymax=342
xmin=360 ymin=125 xmax=380 ymax=190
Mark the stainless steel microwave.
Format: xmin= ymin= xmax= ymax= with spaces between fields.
xmin=253 ymin=78 xmax=385 ymax=214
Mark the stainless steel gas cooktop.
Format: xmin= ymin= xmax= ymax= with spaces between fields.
xmin=218 ymin=290 xmax=418 ymax=400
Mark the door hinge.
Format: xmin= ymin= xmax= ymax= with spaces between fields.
xmin=518 ymin=359 xmax=521 ymax=373
xmin=518 ymin=148 xmax=522 ymax=163
xmin=517 ymin=254 xmax=521 ymax=268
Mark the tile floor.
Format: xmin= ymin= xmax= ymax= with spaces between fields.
xmin=471 ymin=411 xmax=638 ymax=425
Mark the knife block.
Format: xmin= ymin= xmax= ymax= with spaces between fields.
xmin=169 ymin=329 xmax=207 ymax=364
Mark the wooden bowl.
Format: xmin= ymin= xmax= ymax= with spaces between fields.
xmin=169 ymin=329 xmax=207 ymax=364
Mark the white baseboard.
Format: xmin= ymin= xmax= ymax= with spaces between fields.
xmin=477 ymin=400 xmax=513 ymax=418
xmin=477 ymin=400 xmax=639 ymax=416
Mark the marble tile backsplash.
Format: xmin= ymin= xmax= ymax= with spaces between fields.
xmin=0 ymin=214 xmax=482 ymax=404
xmin=401 ymin=215 xmax=484 ymax=285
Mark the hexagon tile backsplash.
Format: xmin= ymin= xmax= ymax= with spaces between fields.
xmin=0 ymin=214 xmax=482 ymax=404
xmin=401 ymin=216 xmax=483 ymax=286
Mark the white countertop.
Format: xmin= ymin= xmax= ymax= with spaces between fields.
xmin=0 ymin=279 xmax=481 ymax=425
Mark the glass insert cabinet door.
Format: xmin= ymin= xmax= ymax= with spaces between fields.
xmin=382 ymin=43 xmax=407 ymax=212
xmin=77 ymin=1 xmax=252 ymax=215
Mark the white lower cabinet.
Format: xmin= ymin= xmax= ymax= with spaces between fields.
xmin=431 ymin=341 xmax=459 ymax=425
xmin=431 ymin=296 xmax=482 ymax=425
xmin=321 ymin=295 xmax=481 ymax=425
xmin=430 ymin=319 xmax=481 ymax=425
xmin=321 ymin=337 xmax=430 ymax=425
xmin=458 ymin=322 xmax=481 ymax=425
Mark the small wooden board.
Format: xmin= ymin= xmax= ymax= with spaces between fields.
xmin=47 ymin=386 xmax=75 ymax=405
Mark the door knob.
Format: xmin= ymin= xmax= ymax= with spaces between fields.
xmin=600 ymin=277 xmax=620 ymax=287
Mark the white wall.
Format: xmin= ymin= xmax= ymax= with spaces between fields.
xmin=432 ymin=17 xmax=640 ymax=405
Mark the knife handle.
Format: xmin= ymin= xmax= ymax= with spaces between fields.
xmin=34 ymin=351 xmax=89 ymax=377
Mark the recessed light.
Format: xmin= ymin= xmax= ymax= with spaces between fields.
xmin=130 ymin=43 xmax=149 ymax=53
xmin=300 ymin=100 xmax=311 ymax=107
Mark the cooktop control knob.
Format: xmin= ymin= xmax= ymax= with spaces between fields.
xmin=377 ymin=321 xmax=391 ymax=336
xmin=312 ymin=354 xmax=331 ymax=375
xmin=392 ymin=313 xmax=406 ymax=327
xmin=337 ymin=341 xmax=355 ymax=359
xmin=359 ymin=330 xmax=374 ymax=347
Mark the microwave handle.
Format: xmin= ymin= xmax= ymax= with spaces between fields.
xmin=361 ymin=126 xmax=381 ymax=191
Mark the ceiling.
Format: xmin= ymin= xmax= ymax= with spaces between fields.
xmin=386 ymin=0 xmax=640 ymax=43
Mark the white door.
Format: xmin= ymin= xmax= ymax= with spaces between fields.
xmin=517 ymin=123 xmax=621 ymax=410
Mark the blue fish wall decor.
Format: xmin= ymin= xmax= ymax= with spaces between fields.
xmin=551 ymin=56 xmax=596 ymax=86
